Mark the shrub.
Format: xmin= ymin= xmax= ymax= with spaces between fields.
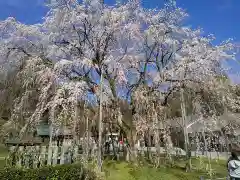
xmin=0 ymin=163 xmax=97 ymax=180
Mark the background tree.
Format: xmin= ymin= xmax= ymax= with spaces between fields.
xmin=0 ymin=0 xmax=238 ymax=166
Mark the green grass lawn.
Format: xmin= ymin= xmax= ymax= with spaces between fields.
xmin=0 ymin=144 xmax=8 ymax=169
xmin=104 ymin=158 xmax=227 ymax=180
xmin=0 ymin=144 xmax=8 ymax=157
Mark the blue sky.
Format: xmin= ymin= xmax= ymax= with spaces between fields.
xmin=0 ymin=0 xmax=239 ymax=83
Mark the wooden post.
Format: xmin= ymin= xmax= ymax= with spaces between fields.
xmin=29 ymin=146 xmax=35 ymax=168
xmin=47 ymin=145 xmax=53 ymax=165
xmin=66 ymin=142 xmax=72 ymax=164
xmin=48 ymin=106 xmax=56 ymax=165
xmin=180 ymin=87 xmax=191 ymax=170
xmin=16 ymin=146 xmax=24 ymax=168
xmin=154 ymin=110 xmax=160 ymax=167
xmin=25 ymin=146 xmax=31 ymax=168
xmin=52 ymin=141 xmax=58 ymax=166
xmin=60 ymin=145 xmax=65 ymax=165
xmin=73 ymin=146 xmax=78 ymax=162
xmin=98 ymin=68 xmax=104 ymax=171
xmin=86 ymin=116 xmax=89 ymax=160
xmin=9 ymin=146 xmax=16 ymax=167
xmin=60 ymin=139 xmax=69 ymax=164
xmin=33 ymin=146 xmax=40 ymax=168
xmin=39 ymin=146 xmax=47 ymax=167
xmin=47 ymin=122 xmax=54 ymax=165
xmin=73 ymin=93 xmax=79 ymax=159
xmin=180 ymin=88 xmax=188 ymax=155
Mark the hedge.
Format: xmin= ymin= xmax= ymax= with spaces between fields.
xmin=0 ymin=163 xmax=97 ymax=180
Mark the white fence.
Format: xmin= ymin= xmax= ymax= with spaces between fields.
xmin=7 ymin=144 xmax=90 ymax=168
xmin=191 ymin=151 xmax=230 ymax=160
xmin=6 ymin=143 xmax=230 ymax=169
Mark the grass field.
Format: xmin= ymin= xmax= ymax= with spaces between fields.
xmin=104 ymin=158 xmax=227 ymax=180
